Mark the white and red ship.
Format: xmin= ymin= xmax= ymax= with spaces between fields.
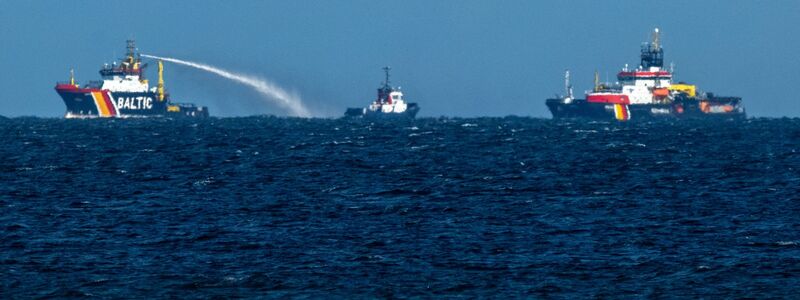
xmin=55 ymin=40 xmax=208 ymax=118
xmin=345 ymin=67 xmax=420 ymax=119
xmin=547 ymin=28 xmax=745 ymax=121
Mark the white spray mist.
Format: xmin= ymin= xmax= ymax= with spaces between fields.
xmin=141 ymin=54 xmax=311 ymax=117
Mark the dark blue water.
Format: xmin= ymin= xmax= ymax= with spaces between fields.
xmin=2 ymin=117 xmax=799 ymax=298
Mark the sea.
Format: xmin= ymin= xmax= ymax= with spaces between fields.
xmin=1 ymin=116 xmax=799 ymax=298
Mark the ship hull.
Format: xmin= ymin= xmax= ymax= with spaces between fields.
xmin=344 ymin=103 xmax=420 ymax=119
xmin=546 ymin=97 xmax=745 ymax=121
xmin=55 ymin=85 xmax=208 ymax=118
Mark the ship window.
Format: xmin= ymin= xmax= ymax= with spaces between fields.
xmin=392 ymin=95 xmax=399 ymax=100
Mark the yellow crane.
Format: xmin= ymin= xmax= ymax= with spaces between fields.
xmin=157 ymin=60 xmax=165 ymax=101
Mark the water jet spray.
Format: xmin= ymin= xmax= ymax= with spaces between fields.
xmin=141 ymin=54 xmax=311 ymax=117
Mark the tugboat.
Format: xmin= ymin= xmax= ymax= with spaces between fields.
xmin=55 ymin=40 xmax=208 ymax=118
xmin=546 ymin=28 xmax=745 ymax=121
xmin=345 ymin=67 xmax=420 ymax=119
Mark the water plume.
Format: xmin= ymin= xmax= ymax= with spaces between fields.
xmin=141 ymin=54 xmax=311 ymax=117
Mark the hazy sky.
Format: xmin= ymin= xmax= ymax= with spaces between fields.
xmin=1 ymin=0 xmax=798 ymax=117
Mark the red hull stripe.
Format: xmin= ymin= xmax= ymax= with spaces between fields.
xmin=587 ymin=94 xmax=630 ymax=104
xmin=56 ymin=84 xmax=118 ymax=117
xmin=614 ymin=104 xmax=630 ymax=121
xmin=91 ymin=92 xmax=112 ymax=117
xmin=101 ymin=91 xmax=117 ymax=116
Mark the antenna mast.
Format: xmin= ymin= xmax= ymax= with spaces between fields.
xmin=382 ymin=66 xmax=391 ymax=87
xmin=653 ymin=28 xmax=661 ymax=50
xmin=594 ymin=71 xmax=600 ymax=92
xmin=564 ymin=70 xmax=573 ymax=99
xmin=126 ymin=40 xmax=136 ymax=58
xmin=641 ymin=28 xmax=664 ymax=68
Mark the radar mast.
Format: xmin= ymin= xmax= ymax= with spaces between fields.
xmin=640 ymin=27 xmax=664 ymax=69
xmin=382 ymin=66 xmax=391 ymax=88
xmin=564 ymin=69 xmax=573 ymax=100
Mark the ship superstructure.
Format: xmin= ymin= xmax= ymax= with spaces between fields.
xmin=345 ymin=67 xmax=420 ymax=119
xmin=546 ymin=28 xmax=744 ymax=121
xmin=55 ymin=40 xmax=208 ymax=118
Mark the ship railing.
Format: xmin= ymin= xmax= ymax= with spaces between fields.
xmin=85 ymin=81 xmax=103 ymax=88
xmin=99 ymin=68 xmax=142 ymax=77
xmin=585 ymin=87 xmax=622 ymax=94
xmin=172 ymin=102 xmax=200 ymax=108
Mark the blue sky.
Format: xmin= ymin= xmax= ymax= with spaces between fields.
xmin=1 ymin=0 xmax=798 ymax=117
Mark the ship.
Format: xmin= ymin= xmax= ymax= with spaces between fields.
xmin=546 ymin=28 xmax=745 ymax=121
xmin=345 ymin=67 xmax=420 ymax=119
xmin=55 ymin=40 xmax=208 ymax=118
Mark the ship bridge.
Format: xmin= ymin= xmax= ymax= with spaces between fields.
xmin=98 ymin=40 xmax=150 ymax=92
xmin=100 ymin=40 xmax=147 ymax=77
xmin=617 ymin=70 xmax=672 ymax=81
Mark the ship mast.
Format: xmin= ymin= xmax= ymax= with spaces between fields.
xmin=594 ymin=71 xmax=600 ymax=92
xmin=376 ymin=66 xmax=394 ymax=104
xmin=640 ymin=27 xmax=664 ymax=69
xmin=127 ymin=40 xmax=134 ymax=54
xmin=653 ymin=28 xmax=660 ymax=50
xmin=564 ymin=69 xmax=573 ymax=100
xmin=124 ymin=39 xmax=141 ymax=71
xmin=383 ymin=66 xmax=391 ymax=87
